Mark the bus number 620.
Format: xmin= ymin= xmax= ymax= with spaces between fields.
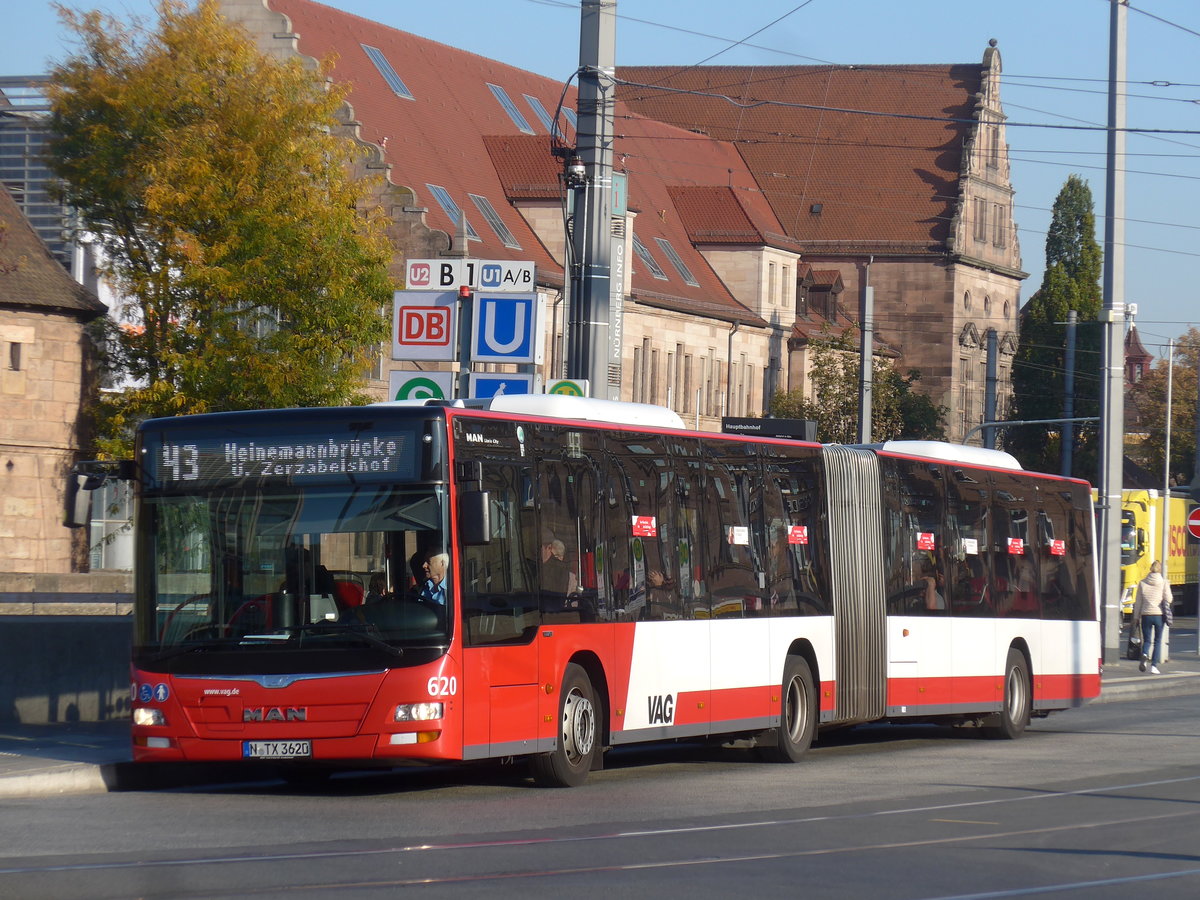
xmin=427 ymin=676 xmax=457 ymax=697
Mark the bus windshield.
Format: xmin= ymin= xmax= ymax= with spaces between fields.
xmin=137 ymin=483 xmax=451 ymax=668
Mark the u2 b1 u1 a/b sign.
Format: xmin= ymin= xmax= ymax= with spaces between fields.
xmin=392 ymin=291 xmax=456 ymax=362
xmin=405 ymin=259 xmax=534 ymax=292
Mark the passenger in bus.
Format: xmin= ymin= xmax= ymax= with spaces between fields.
xmin=365 ymin=573 xmax=390 ymax=605
xmin=540 ymin=529 xmax=577 ymax=612
xmin=920 ymin=558 xmax=945 ymax=611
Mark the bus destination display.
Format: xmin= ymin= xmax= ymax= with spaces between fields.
xmin=150 ymin=432 xmax=417 ymax=485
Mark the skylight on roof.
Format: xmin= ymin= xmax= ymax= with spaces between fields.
xmin=487 ymin=83 xmax=534 ymax=135
xmin=631 ymin=234 xmax=668 ymax=280
xmin=426 ymin=184 xmax=480 ymax=241
xmin=561 ymin=107 xmax=578 ymax=130
xmin=655 ymin=237 xmax=699 ymax=286
xmin=523 ymin=94 xmax=560 ymax=137
xmin=469 ymin=194 xmax=522 ymax=249
xmin=361 ymin=45 xmax=413 ymax=100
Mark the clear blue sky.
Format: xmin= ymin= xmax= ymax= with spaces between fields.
xmin=6 ymin=0 xmax=1199 ymax=357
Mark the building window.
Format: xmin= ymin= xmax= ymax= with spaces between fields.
xmin=655 ymin=237 xmax=700 ymax=286
xmin=8 ymin=342 xmax=21 ymax=371
xmin=1004 ymin=299 xmax=1011 ymax=319
xmin=523 ymin=94 xmax=564 ymax=138
xmin=361 ymin=45 xmax=414 ymax=99
xmin=992 ymin=203 xmax=1007 ymax=248
xmin=468 ymin=194 xmax=522 ymax=249
xmin=983 ymin=295 xmax=992 ymax=315
xmin=964 ymin=291 xmax=972 ymax=312
xmin=561 ymin=107 xmax=578 ymax=130
xmin=486 ymin=83 xmax=534 ymax=134
xmin=781 ymin=265 xmax=791 ymax=310
xmin=425 ymin=184 xmax=480 ymax=240
xmin=973 ymin=198 xmax=988 ymax=242
xmin=767 ymin=262 xmax=777 ymax=307
xmin=631 ymin=233 xmax=668 ymax=280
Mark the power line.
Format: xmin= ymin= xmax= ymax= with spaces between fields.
xmin=612 ymin=76 xmax=1200 ymax=135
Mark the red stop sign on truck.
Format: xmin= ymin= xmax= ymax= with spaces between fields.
xmin=1187 ymin=507 xmax=1200 ymax=540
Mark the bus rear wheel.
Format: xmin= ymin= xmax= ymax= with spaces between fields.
xmin=531 ymin=663 xmax=598 ymax=787
xmin=759 ymin=656 xmax=816 ymax=763
xmin=984 ymin=648 xmax=1031 ymax=740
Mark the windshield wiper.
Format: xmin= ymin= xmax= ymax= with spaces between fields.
xmin=143 ymin=640 xmax=235 ymax=664
xmin=286 ymin=623 xmax=405 ymax=659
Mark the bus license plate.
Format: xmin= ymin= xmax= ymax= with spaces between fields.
xmin=243 ymin=740 xmax=311 ymax=759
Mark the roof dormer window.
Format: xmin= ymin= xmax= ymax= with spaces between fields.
xmin=426 ymin=184 xmax=480 ymax=241
xmin=487 ymin=83 xmax=534 ymax=134
xmin=361 ymin=45 xmax=413 ymax=99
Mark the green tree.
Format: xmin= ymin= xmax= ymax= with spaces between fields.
xmin=1127 ymin=327 xmax=1198 ymax=486
xmin=46 ymin=0 xmax=395 ymax=456
xmin=1007 ymin=175 xmax=1103 ymax=478
xmin=769 ymin=329 xmax=947 ymax=443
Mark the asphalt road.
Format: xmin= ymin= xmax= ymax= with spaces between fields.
xmin=3 ymin=689 xmax=1200 ymax=899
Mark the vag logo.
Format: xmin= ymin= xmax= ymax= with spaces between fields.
xmin=243 ymin=707 xmax=307 ymax=722
xmin=647 ymin=694 xmax=674 ymax=725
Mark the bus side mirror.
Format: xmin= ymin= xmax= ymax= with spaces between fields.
xmin=65 ymin=472 xmax=106 ymax=528
xmin=459 ymin=490 xmax=491 ymax=545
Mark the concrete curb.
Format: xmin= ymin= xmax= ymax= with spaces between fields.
xmin=0 ymin=761 xmax=112 ymax=798
xmin=1095 ymin=670 xmax=1200 ymax=704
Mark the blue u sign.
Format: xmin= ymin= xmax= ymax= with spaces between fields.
xmin=470 ymin=292 xmax=538 ymax=363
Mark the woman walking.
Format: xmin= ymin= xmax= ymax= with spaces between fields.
xmin=1132 ymin=560 xmax=1173 ymax=674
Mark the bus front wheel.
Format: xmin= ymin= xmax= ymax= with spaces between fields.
xmin=531 ymin=663 xmax=599 ymax=787
xmin=759 ymin=656 xmax=816 ymax=763
xmin=984 ymin=648 xmax=1031 ymax=739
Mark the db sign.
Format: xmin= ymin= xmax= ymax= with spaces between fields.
xmin=392 ymin=290 xmax=457 ymax=361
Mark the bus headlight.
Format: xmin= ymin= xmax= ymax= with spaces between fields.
xmin=133 ymin=707 xmax=166 ymax=727
xmin=395 ymin=702 xmax=443 ymax=722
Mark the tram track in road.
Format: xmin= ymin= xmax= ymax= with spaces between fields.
xmin=7 ymin=772 xmax=1200 ymax=898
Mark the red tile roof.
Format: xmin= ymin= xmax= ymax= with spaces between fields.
xmin=266 ymin=0 xmax=759 ymax=317
xmin=618 ymin=63 xmax=982 ymax=254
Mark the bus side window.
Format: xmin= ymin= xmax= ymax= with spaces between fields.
xmin=607 ymin=431 xmax=675 ymax=621
xmin=458 ymin=460 xmax=540 ymax=645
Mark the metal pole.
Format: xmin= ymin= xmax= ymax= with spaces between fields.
xmin=1162 ymin=339 xmax=1174 ymax=660
xmin=567 ymin=0 xmax=618 ymax=399
xmin=857 ymin=258 xmax=874 ymax=443
xmin=1162 ymin=339 xmax=1174 ymax=566
xmin=1061 ymin=310 xmax=1077 ymax=476
xmin=1098 ymin=0 xmax=1128 ymax=662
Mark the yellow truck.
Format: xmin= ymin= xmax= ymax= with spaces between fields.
xmin=1119 ymin=489 xmax=1199 ymax=617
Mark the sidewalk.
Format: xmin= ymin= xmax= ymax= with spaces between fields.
xmin=4 ymin=646 xmax=1200 ymax=798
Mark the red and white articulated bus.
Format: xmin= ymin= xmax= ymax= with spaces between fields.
xmin=116 ymin=395 xmax=1100 ymax=786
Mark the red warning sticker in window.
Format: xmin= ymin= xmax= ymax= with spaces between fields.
xmin=916 ymin=532 xmax=936 ymax=551
xmin=1007 ymin=537 xmax=1025 ymax=555
xmin=1049 ymin=539 xmax=1066 ymax=556
xmin=631 ymin=516 xmax=658 ymax=538
xmin=788 ymin=525 xmax=809 ymax=545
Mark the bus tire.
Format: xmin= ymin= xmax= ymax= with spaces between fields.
xmin=985 ymin=648 xmax=1031 ymax=740
xmin=531 ymin=663 xmax=598 ymax=787
xmin=760 ymin=656 xmax=816 ymax=763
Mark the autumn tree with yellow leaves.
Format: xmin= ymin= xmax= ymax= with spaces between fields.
xmin=46 ymin=0 xmax=394 ymax=455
